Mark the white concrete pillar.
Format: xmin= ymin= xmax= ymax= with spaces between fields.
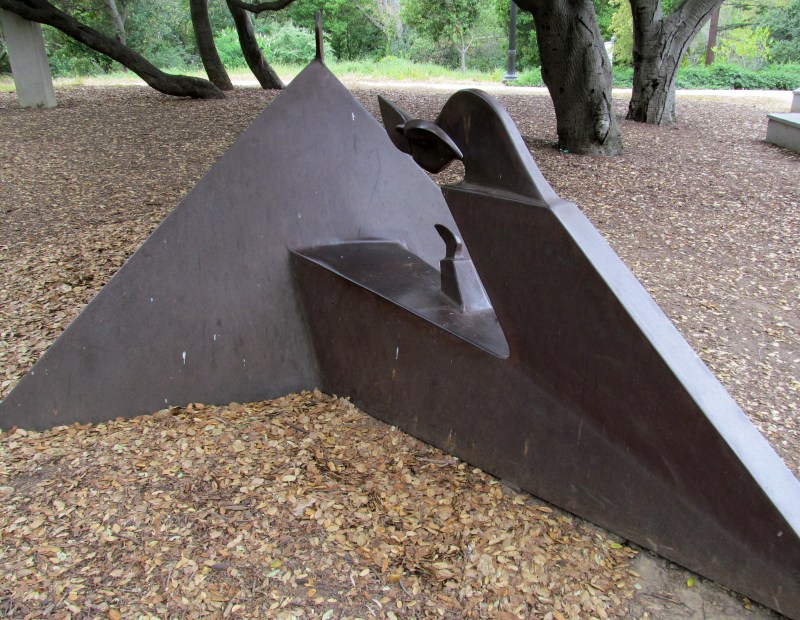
xmin=0 ymin=9 xmax=56 ymax=108
xmin=792 ymin=90 xmax=800 ymax=113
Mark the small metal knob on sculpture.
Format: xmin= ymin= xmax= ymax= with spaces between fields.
xmin=435 ymin=224 xmax=492 ymax=313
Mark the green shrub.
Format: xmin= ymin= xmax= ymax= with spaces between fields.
xmin=511 ymin=62 xmax=799 ymax=90
xmin=612 ymin=65 xmax=633 ymax=87
xmin=676 ymin=63 xmax=800 ymax=89
xmin=260 ymin=22 xmax=322 ymax=65
xmin=214 ymin=27 xmax=253 ymax=69
xmin=513 ymin=67 xmax=544 ymax=86
xmin=215 ymin=23 xmax=332 ymax=69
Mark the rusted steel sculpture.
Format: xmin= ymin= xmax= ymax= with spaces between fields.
xmin=1 ymin=26 xmax=799 ymax=618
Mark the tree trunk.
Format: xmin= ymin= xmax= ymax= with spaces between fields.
xmin=226 ymin=0 xmax=283 ymax=89
xmin=102 ymin=0 xmax=125 ymax=45
xmin=0 ymin=0 xmax=224 ymax=98
xmin=704 ymin=5 xmax=719 ymax=66
xmin=627 ymin=0 xmax=722 ymax=124
xmin=517 ymin=0 xmax=622 ymax=155
xmin=190 ymin=0 xmax=233 ymax=90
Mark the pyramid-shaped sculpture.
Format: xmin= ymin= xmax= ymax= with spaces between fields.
xmin=2 ymin=54 xmax=798 ymax=618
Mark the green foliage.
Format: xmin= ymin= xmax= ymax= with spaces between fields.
xmin=513 ymin=67 xmax=544 ymax=86
xmin=282 ymin=0 xmax=384 ymax=60
xmin=757 ymin=0 xmax=800 ymax=63
xmin=609 ymin=0 xmax=633 ymax=66
xmin=44 ymin=24 xmax=113 ymax=76
xmin=611 ymin=65 xmax=633 ymax=86
xmin=214 ymin=22 xmax=330 ymax=68
xmin=495 ymin=0 xmax=540 ymax=69
xmin=125 ymin=0 xmax=196 ymax=70
xmin=403 ymin=0 xmax=479 ymax=45
xmin=213 ymin=27 xmax=252 ymax=68
xmin=593 ymin=0 xmax=615 ymax=40
xmin=512 ymin=62 xmax=800 ymax=89
xmin=675 ymin=62 xmax=800 ymax=89
xmin=0 ymin=22 xmax=11 ymax=74
xmin=260 ymin=22 xmax=323 ymax=65
xmin=713 ymin=25 xmax=772 ymax=69
xmin=331 ymin=56 xmax=503 ymax=81
xmin=403 ymin=0 xmax=503 ymax=72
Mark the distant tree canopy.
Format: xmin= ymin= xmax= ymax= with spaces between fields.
xmin=758 ymin=0 xmax=800 ymax=63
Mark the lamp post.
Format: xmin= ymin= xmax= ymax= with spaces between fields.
xmin=503 ymin=1 xmax=518 ymax=83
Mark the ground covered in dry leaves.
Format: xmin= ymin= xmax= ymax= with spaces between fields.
xmin=0 ymin=84 xmax=798 ymax=619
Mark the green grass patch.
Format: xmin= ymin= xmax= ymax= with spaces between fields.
xmin=0 ymin=57 xmax=505 ymax=91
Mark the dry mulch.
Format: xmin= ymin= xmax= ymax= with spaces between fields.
xmin=0 ymin=84 xmax=798 ymax=619
xmin=0 ymin=392 xmax=634 ymax=619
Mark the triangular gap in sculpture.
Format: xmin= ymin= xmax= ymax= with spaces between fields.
xmin=1 ymin=54 xmax=799 ymax=618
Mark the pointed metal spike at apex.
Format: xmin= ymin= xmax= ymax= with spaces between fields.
xmin=314 ymin=10 xmax=324 ymax=63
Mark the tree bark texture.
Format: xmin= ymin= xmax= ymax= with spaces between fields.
xmin=226 ymin=0 xmax=283 ymax=89
xmin=627 ymin=0 xmax=723 ymax=124
xmin=517 ymin=0 xmax=622 ymax=155
xmin=0 ymin=0 xmax=224 ymax=98
xmin=704 ymin=5 xmax=719 ymax=66
xmin=190 ymin=0 xmax=234 ymax=90
xmin=102 ymin=0 xmax=125 ymax=45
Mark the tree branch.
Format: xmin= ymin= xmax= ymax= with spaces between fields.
xmin=0 ymin=0 xmax=224 ymax=98
xmin=226 ymin=0 xmax=283 ymax=88
xmin=225 ymin=0 xmax=296 ymax=14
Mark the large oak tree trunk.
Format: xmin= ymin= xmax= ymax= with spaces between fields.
xmin=190 ymin=0 xmax=233 ymax=90
xmin=226 ymin=0 xmax=283 ymax=89
xmin=517 ymin=0 xmax=622 ymax=156
xmin=0 ymin=0 xmax=223 ymax=98
xmin=627 ymin=0 xmax=722 ymax=124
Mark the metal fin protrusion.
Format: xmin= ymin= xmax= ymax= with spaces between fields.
xmin=434 ymin=223 xmax=463 ymax=259
xmin=397 ymin=119 xmax=463 ymax=174
xmin=315 ymin=11 xmax=324 ymax=63
xmin=435 ymin=224 xmax=492 ymax=313
xmin=378 ymin=95 xmax=412 ymax=153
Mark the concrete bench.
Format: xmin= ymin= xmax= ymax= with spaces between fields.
xmin=766 ymin=112 xmax=800 ymax=153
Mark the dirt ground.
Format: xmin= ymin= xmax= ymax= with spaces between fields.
xmin=0 ymin=82 xmax=798 ymax=619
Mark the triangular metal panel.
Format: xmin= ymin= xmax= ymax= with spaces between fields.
xmin=0 ymin=61 xmax=458 ymax=429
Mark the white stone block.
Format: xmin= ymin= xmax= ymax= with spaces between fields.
xmin=766 ymin=113 xmax=800 ymax=154
xmin=0 ymin=10 xmax=56 ymax=109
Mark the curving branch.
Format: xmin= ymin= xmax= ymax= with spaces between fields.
xmin=190 ymin=0 xmax=234 ymax=90
xmin=226 ymin=0 xmax=283 ymax=89
xmin=225 ymin=0 xmax=295 ymax=14
xmin=0 ymin=0 xmax=224 ymax=99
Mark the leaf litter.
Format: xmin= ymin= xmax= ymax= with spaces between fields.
xmin=0 ymin=392 xmax=636 ymax=618
xmin=1 ymin=85 xmax=798 ymax=618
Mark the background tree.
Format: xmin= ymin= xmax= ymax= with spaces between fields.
xmin=282 ymin=0 xmax=383 ymax=60
xmin=759 ymin=0 xmax=800 ymax=62
xmin=495 ymin=0 xmax=540 ymax=68
xmin=626 ymin=0 xmax=724 ymax=124
xmin=517 ymin=0 xmax=623 ymax=155
xmin=0 ymin=0 xmax=223 ymax=97
xmin=403 ymin=0 xmax=481 ymax=73
xmin=190 ymin=0 xmax=234 ymax=89
xmin=609 ymin=0 xmax=634 ymax=65
xmin=0 ymin=22 xmax=9 ymax=72
xmin=354 ymin=0 xmax=406 ymax=56
xmin=226 ymin=0 xmax=283 ymax=87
